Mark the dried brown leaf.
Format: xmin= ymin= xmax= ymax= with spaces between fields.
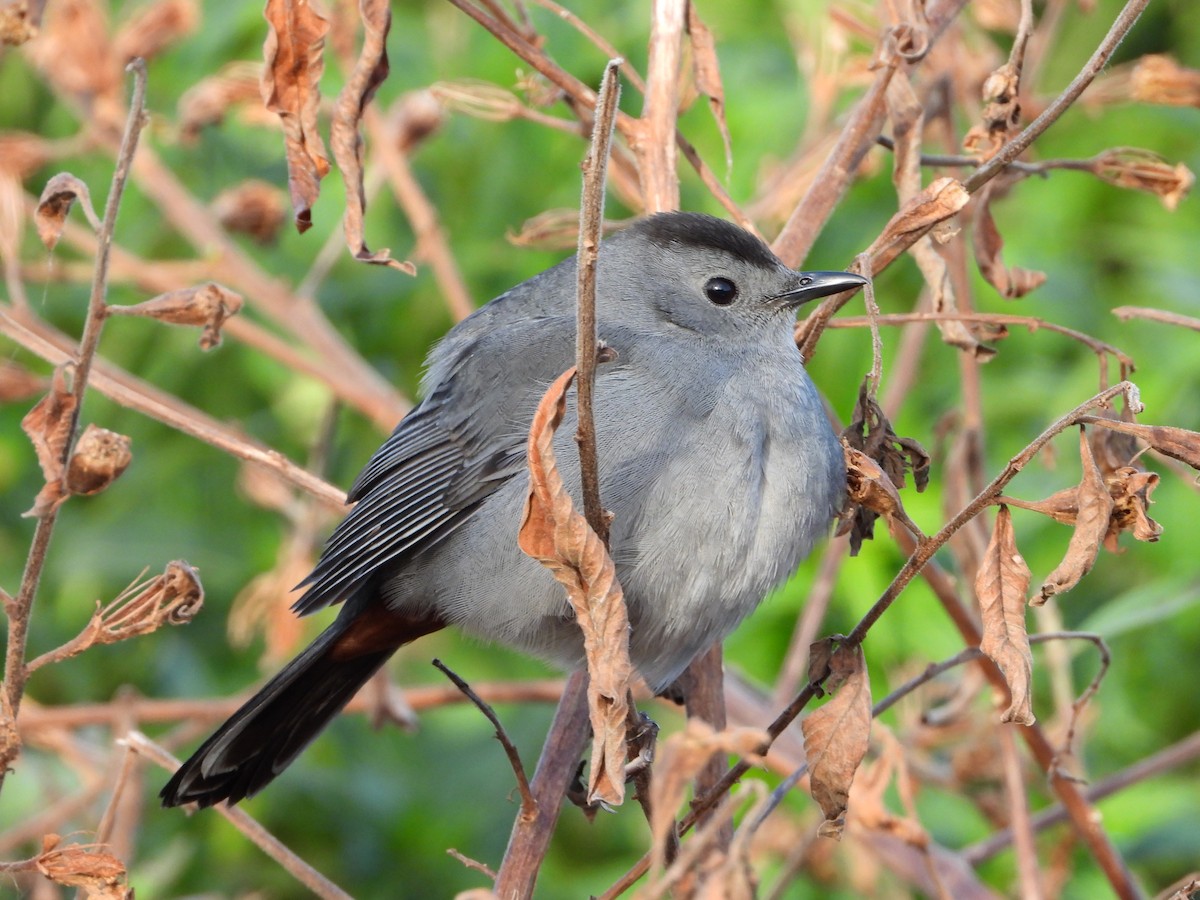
xmin=390 ymin=88 xmax=444 ymax=152
xmin=65 ymin=423 xmax=132 ymax=497
xmin=973 ymin=190 xmax=1047 ymax=298
xmin=24 ymin=0 xmax=121 ymax=112
xmin=848 ymin=726 xmax=929 ymax=850
xmin=112 ymin=0 xmax=197 ymax=63
xmin=1105 ymin=466 xmax=1162 ymax=550
xmin=1037 ymin=429 xmax=1114 ymax=604
xmin=686 ymin=4 xmax=731 ymax=175
xmin=261 ymin=0 xmax=331 ymax=233
xmin=21 ymin=366 xmax=76 ymax=516
xmin=211 ymin=178 xmax=287 ymax=244
xmin=0 ymin=131 xmax=61 ymax=180
xmin=648 ymin=719 xmax=767 ymax=872
xmin=1131 ymin=54 xmax=1200 ymax=108
xmin=177 ymin=61 xmax=265 ymax=142
xmin=330 ymin=0 xmax=413 ymax=273
xmin=229 ymin=538 xmax=312 ymax=664
xmin=36 ymin=835 xmax=128 ymax=895
xmin=518 ymin=366 xmax=631 ymax=807
xmin=1092 ymin=148 xmax=1194 ymax=211
xmin=801 ymin=640 xmax=871 ymax=839
xmin=36 ymin=172 xmax=102 ymax=249
xmin=108 ymin=282 xmax=244 ymax=349
xmin=1090 ymin=420 xmax=1200 ymax=472
xmin=976 ymin=506 xmax=1035 ymax=725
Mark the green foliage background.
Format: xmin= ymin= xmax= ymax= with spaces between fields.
xmin=2 ymin=1 xmax=1199 ymax=896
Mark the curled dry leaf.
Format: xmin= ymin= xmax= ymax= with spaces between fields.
xmin=518 ymin=366 xmax=632 ymax=807
xmin=177 ymin=61 xmax=265 ymax=142
xmin=21 ymin=366 xmax=77 ymax=517
xmin=1092 ymin=148 xmax=1194 ymax=211
xmin=1087 ymin=417 xmax=1200 ymax=473
xmin=686 ymin=4 xmax=732 ymax=175
xmin=99 ymin=560 xmax=204 ymax=641
xmin=36 ymin=172 xmax=103 ymax=249
xmin=107 ymin=282 xmax=244 ymax=349
xmin=112 ymin=0 xmax=198 ymax=63
xmin=648 ymin=719 xmax=767 ymax=872
xmin=36 ymin=834 xmax=129 ymax=898
xmin=1105 ymin=466 xmax=1162 ymax=550
xmin=848 ymin=726 xmax=929 ymax=851
xmin=963 ymin=61 xmax=1022 ymax=158
xmin=838 ymin=380 xmax=930 ymax=554
xmin=330 ymin=0 xmax=413 ymax=273
xmin=802 ymin=638 xmax=871 ymax=839
xmin=391 ymin=88 xmax=444 ymax=152
xmin=66 ymin=423 xmax=132 ymax=496
xmin=1037 ymin=429 xmax=1114 ymax=604
xmin=261 ymin=0 xmax=331 ymax=233
xmin=976 ymin=506 xmax=1035 ymax=725
xmin=1130 ymin=54 xmax=1200 ymax=108
xmin=973 ymin=186 xmax=1047 ymax=299
xmin=212 ymin=179 xmax=287 ymax=244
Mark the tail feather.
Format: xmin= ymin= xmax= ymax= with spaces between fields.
xmin=160 ymin=625 xmax=388 ymax=808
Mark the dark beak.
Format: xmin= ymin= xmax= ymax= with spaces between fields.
xmin=772 ymin=271 xmax=868 ymax=309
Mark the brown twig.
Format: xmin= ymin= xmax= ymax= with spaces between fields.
xmin=575 ymin=59 xmax=621 ymax=546
xmin=1000 ymin=724 xmax=1044 ymax=900
xmin=638 ymin=0 xmax=685 ymax=213
xmin=1 ymin=59 xmax=149 ymax=794
xmin=1112 ymin=305 xmax=1200 ymax=332
xmin=124 ymin=731 xmax=353 ymax=900
xmin=432 ymin=659 xmax=536 ymax=822
xmin=494 ymin=670 xmax=591 ymax=897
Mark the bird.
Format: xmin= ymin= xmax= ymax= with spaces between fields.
xmin=160 ymin=211 xmax=865 ymax=808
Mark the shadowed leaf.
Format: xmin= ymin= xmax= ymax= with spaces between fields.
xmin=36 ymin=172 xmax=102 ymax=249
xmin=21 ymin=366 xmax=76 ymax=517
xmin=973 ymin=187 xmax=1047 ymax=299
xmin=686 ymin=4 xmax=731 ymax=175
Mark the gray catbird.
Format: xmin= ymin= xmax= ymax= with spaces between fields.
xmin=160 ymin=211 xmax=865 ymax=808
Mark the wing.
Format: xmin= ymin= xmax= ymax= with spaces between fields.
xmin=292 ymin=312 xmax=583 ymax=615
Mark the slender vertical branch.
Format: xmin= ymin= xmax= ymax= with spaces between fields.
xmin=638 ymin=0 xmax=685 ymax=212
xmin=0 ymin=60 xmax=150 ymax=793
xmin=576 ymin=59 xmax=622 ymax=546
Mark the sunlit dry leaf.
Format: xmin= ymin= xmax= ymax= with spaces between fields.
xmin=973 ymin=188 xmax=1047 ymax=298
xmin=1092 ymin=148 xmax=1194 ymax=211
xmin=36 ymin=834 xmax=128 ymax=896
xmin=212 ymin=178 xmax=287 ymax=244
xmin=848 ymin=726 xmax=929 ymax=850
xmin=1131 ymin=54 xmax=1200 ymax=108
xmin=177 ymin=61 xmax=264 ymax=142
xmin=330 ymin=0 xmax=413 ymax=273
xmin=112 ymin=0 xmax=197 ymax=63
xmin=802 ymin=640 xmax=871 ymax=839
xmin=65 ymin=423 xmax=132 ymax=496
xmin=648 ymin=719 xmax=767 ymax=872
xmin=108 ymin=282 xmax=244 ymax=349
xmin=976 ymin=506 xmax=1034 ymax=725
xmin=518 ymin=366 xmax=631 ymax=807
xmin=0 ymin=359 xmax=47 ymax=402
xmin=21 ymin=366 xmax=76 ymax=517
xmin=36 ymin=172 xmax=102 ymax=249
xmin=1037 ymin=429 xmax=1114 ymax=604
xmin=686 ymin=4 xmax=731 ymax=175
xmin=261 ymin=0 xmax=331 ymax=233
xmin=1105 ymin=466 xmax=1162 ymax=550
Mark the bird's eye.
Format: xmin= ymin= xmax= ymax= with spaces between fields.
xmin=704 ymin=276 xmax=738 ymax=306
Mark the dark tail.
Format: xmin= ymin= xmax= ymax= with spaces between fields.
xmin=160 ymin=623 xmax=390 ymax=808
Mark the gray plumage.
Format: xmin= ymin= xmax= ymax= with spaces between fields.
xmin=161 ymin=212 xmax=863 ymax=808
